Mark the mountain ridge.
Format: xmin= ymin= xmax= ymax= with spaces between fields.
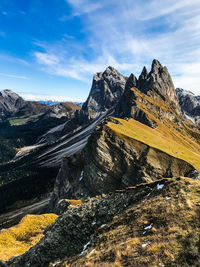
xmin=0 ymin=59 xmax=200 ymax=229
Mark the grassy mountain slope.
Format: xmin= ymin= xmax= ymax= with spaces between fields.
xmin=108 ymin=117 xmax=200 ymax=171
xmin=56 ymin=177 xmax=200 ymax=267
xmin=108 ymin=87 xmax=200 ymax=171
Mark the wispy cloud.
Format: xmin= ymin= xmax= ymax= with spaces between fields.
xmin=35 ymin=52 xmax=59 ymax=66
xmin=35 ymin=0 xmax=200 ymax=94
xmin=0 ymin=73 xmax=28 ymax=80
xmin=0 ymin=54 xmax=29 ymax=65
xmin=66 ymin=0 xmax=101 ymax=16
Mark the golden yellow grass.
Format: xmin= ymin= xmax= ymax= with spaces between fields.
xmin=0 ymin=213 xmax=57 ymax=261
xmin=66 ymin=199 xmax=83 ymax=209
xmin=107 ymin=117 xmax=200 ymax=170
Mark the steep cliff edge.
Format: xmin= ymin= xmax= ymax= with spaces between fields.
xmin=137 ymin=59 xmax=179 ymax=106
xmin=50 ymin=114 xmax=199 ymax=213
xmin=50 ymin=76 xmax=200 ymax=212
xmin=82 ymin=66 xmax=127 ymax=117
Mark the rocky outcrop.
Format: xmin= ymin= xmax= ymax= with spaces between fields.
xmin=176 ymin=88 xmax=200 ymax=125
xmin=137 ymin=60 xmax=179 ymax=106
xmin=36 ymin=66 xmax=127 ymax=145
xmin=6 ymin=177 xmax=200 ymax=267
xmin=82 ymin=66 xmax=127 ymax=117
xmin=115 ymin=81 xmax=158 ymax=128
xmin=6 ymin=178 xmax=175 ymax=267
xmin=0 ymin=90 xmax=25 ymax=120
xmin=50 ymin=120 xmax=196 ymax=212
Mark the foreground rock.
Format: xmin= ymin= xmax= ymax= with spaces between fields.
xmin=5 ymin=177 xmax=200 ymax=267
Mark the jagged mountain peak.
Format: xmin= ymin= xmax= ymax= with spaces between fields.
xmin=140 ymin=66 xmax=149 ymax=77
xmin=103 ymin=65 xmax=122 ymax=76
xmin=0 ymin=89 xmax=22 ymax=100
xmin=151 ymin=58 xmax=162 ymax=72
xmin=82 ymin=66 xmax=127 ymax=116
xmin=126 ymin=73 xmax=137 ymax=89
xmin=137 ymin=59 xmax=178 ymax=106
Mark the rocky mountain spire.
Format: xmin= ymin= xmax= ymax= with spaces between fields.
xmin=82 ymin=66 xmax=127 ymax=117
xmin=137 ymin=66 xmax=148 ymax=89
xmin=137 ymin=59 xmax=179 ymax=106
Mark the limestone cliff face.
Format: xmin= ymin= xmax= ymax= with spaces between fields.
xmin=50 ymin=120 xmax=196 ymax=213
xmin=176 ymin=88 xmax=200 ymax=125
xmin=0 ymin=90 xmax=25 ymax=120
xmin=82 ymin=66 xmax=127 ymax=117
xmin=137 ymin=59 xmax=179 ymax=106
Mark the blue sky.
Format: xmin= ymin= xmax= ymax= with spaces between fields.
xmin=0 ymin=0 xmax=200 ymax=101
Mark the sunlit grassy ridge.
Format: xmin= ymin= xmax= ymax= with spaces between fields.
xmin=107 ymin=117 xmax=200 ymax=170
xmin=105 ymin=87 xmax=200 ymax=170
xmin=0 ymin=214 xmax=57 ymax=261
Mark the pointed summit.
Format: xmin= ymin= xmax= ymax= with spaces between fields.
xmin=151 ymin=59 xmax=162 ymax=73
xmin=126 ymin=73 xmax=137 ymax=90
xmin=82 ymin=66 xmax=127 ymax=116
xmin=137 ymin=59 xmax=179 ymax=106
xmin=140 ymin=66 xmax=149 ymax=78
xmin=104 ymin=66 xmax=118 ymax=74
xmin=137 ymin=66 xmax=149 ymax=89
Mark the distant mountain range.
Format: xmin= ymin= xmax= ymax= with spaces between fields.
xmin=0 ymin=89 xmax=81 ymax=122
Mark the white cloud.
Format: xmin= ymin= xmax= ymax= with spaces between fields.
xmin=66 ymin=0 xmax=101 ymax=16
xmin=35 ymin=0 xmax=200 ymax=95
xmin=20 ymin=93 xmax=84 ymax=102
xmin=35 ymin=52 xmax=59 ymax=66
xmin=0 ymin=73 xmax=28 ymax=80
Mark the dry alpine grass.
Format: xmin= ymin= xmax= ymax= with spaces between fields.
xmin=0 ymin=213 xmax=57 ymax=261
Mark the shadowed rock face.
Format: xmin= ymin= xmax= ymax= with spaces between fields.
xmin=50 ymin=121 xmax=196 ymax=213
xmin=82 ymin=66 xmax=127 ymax=117
xmin=176 ymin=88 xmax=200 ymax=125
xmin=0 ymin=90 xmax=25 ymax=120
xmin=137 ymin=60 xmax=179 ymax=106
